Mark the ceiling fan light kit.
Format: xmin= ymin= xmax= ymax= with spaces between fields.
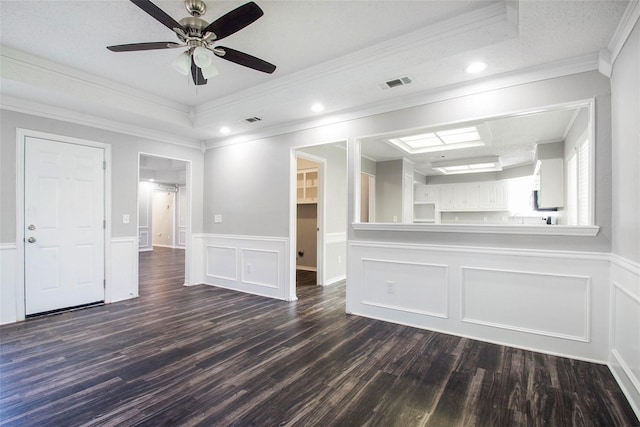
xmin=172 ymin=51 xmax=191 ymax=75
xmin=107 ymin=0 xmax=276 ymax=86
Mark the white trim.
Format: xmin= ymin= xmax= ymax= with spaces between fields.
xmin=357 ymin=310 xmax=607 ymax=366
xmin=241 ymin=248 xmax=281 ymax=289
xmin=361 ymin=257 xmax=449 ymax=319
xmin=205 ymin=245 xmax=238 ymax=281
xmin=349 ymin=240 xmax=611 ymax=262
xmin=610 ymin=349 xmax=640 ymax=419
xmin=352 ymin=222 xmax=600 ymax=236
xmin=611 ymin=253 xmax=640 ymax=276
xmin=199 ymin=234 xmax=290 ymax=300
xmin=608 ymin=0 xmax=640 ymax=65
xmin=1 ymin=96 xmax=200 ymax=150
xmin=326 ymin=232 xmax=347 ymax=244
xmin=324 ymin=275 xmax=346 ymax=286
xmin=460 ymin=266 xmax=591 ymax=343
xmin=0 ymin=244 xmax=17 ymax=250
xmin=16 ymin=129 xmax=112 ymax=318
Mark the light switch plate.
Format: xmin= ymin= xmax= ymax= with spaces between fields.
xmin=214 ymin=214 xmax=222 ymax=223
xmin=122 ymin=214 xmax=130 ymax=224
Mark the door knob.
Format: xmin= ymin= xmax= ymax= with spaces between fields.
xmin=28 ymin=224 xmax=36 ymax=230
xmin=27 ymin=237 xmax=36 ymax=243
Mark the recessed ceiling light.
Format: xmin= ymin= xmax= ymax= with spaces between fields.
xmin=465 ymin=61 xmax=487 ymax=74
xmin=311 ymin=103 xmax=325 ymax=113
xmin=220 ymin=126 xmax=231 ymax=134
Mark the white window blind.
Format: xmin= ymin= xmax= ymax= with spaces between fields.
xmin=578 ymin=139 xmax=590 ymax=225
xmin=566 ymin=153 xmax=578 ymax=225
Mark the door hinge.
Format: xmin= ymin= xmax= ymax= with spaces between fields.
xmin=103 ymin=161 xmax=106 ymax=170
xmin=103 ymin=220 xmax=106 ymax=229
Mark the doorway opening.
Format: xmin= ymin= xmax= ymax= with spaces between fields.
xmin=138 ymin=154 xmax=191 ymax=290
xmin=290 ymin=141 xmax=348 ymax=300
xmin=296 ymin=156 xmax=320 ymax=289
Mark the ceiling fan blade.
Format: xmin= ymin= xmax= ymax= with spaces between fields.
xmin=191 ymin=57 xmax=208 ymax=86
xmin=215 ymin=47 xmax=276 ymax=74
xmin=130 ymin=0 xmax=185 ymax=33
xmin=203 ymin=2 xmax=264 ymax=41
xmin=107 ymin=42 xmax=183 ymax=52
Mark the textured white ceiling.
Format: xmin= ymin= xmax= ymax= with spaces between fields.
xmin=0 ymin=0 xmax=630 ymax=143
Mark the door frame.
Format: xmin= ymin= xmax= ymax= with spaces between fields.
xmin=137 ymin=152 xmax=192 ymax=286
xmin=289 ymin=150 xmax=326 ymax=299
xmin=15 ymin=128 xmax=112 ymax=321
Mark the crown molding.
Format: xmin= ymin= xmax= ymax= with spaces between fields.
xmin=1 ymin=95 xmax=202 ymax=150
xmin=0 ymin=46 xmax=192 ymax=127
xmin=193 ymin=2 xmax=516 ymax=125
xmin=608 ymin=0 xmax=640 ymax=64
xmin=203 ymin=53 xmax=600 ymax=150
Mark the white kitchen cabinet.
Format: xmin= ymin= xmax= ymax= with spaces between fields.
xmin=438 ymin=184 xmax=455 ymax=210
xmin=414 ymin=183 xmax=439 ymax=203
xmin=453 ymin=183 xmax=480 ymax=210
xmin=423 ymin=180 xmax=509 ymax=212
xmin=479 ymin=181 xmax=508 ymax=210
xmin=297 ymin=168 xmax=318 ymax=204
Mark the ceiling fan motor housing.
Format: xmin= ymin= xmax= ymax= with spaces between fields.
xmin=179 ymin=16 xmax=208 ymax=39
xmin=184 ymin=0 xmax=207 ymax=17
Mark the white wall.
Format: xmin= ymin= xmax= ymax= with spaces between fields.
xmin=0 ymin=110 xmax=204 ymax=323
xmin=609 ymin=18 xmax=640 ymax=417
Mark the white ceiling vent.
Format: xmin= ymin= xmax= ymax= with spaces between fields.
xmin=378 ymin=76 xmax=413 ymax=90
xmin=244 ymin=116 xmax=262 ymax=123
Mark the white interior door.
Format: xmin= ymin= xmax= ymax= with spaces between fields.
xmin=24 ymin=137 xmax=105 ymax=315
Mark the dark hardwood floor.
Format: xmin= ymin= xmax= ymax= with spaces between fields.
xmin=1 ymin=247 xmax=638 ymax=426
xmin=296 ymin=269 xmax=317 ymax=287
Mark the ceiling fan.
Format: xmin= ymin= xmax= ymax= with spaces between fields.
xmin=107 ymin=0 xmax=276 ymax=86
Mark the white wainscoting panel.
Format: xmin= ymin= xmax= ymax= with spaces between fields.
xmin=199 ymin=234 xmax=289 ymax=300
xmin=461 ymin=267 xmax=590 ymax=341
xmin=0 ymin=244 xmax=18 ymax=324
xmin=348 ymin=241 xmax=611 ymax=363
xmin=109 ymin=237 xmax=139 ymax=303
xmin=138 ymin=227 xmax=151 ymax=251
xmin=241 ymin=249 xmax=279 ymax=289
xmin=609 ymin=255 xmax=640 ymax=418
xmin=362 ymin=258 xmax=448 ymax=318
xmin=206 ymin=246 xmax=237 ymax=281
xmin=325 ymin=232 xmax=347 ymax=286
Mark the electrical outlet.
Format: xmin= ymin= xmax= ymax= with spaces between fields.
xmin=338 ymin=255 xmax=342 ymax=263
xmin=122 ymin=214 xmax=129 ymax=224
xmin=214 ymin=214 xmax=222 ymax=223
xmin=393 ymin=215 xmax=398 ymax=222
xmin=386 ymin=281 xmax=395 ymax=295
